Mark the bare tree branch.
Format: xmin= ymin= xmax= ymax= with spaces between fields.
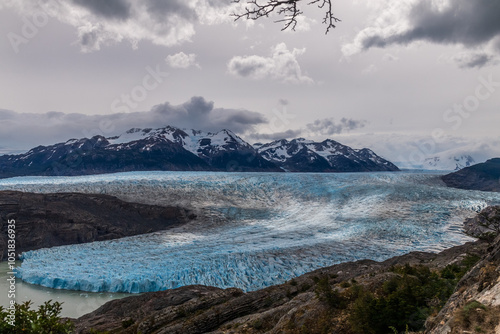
xmin=232 ymin=0 xmax=340 ymax=33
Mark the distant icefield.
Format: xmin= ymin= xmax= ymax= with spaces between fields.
xmin=1 ymin=171 xmax=500 ymax=293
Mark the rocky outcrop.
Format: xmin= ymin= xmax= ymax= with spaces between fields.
xmin=0 ymin=191 xmax=195 ymax=260
xmin=425 ymin=234 xmax=500 ymax=334
xmin=464 ymin=206 xmax=500 ymax=241
xmin=72 ymin=239 xmax=490 ymax=334
xmin=441 ymin=158 xmax=500 ymax=192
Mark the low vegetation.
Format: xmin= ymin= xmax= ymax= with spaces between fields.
xmin=308 ymin=254 xmax=481 ymax=334
xmin=0 ymin=300 xmax=73 ymax=334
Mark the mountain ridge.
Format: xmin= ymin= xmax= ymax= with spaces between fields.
xmin=256 ymin=137 xmax=399 ymax=172
xmin=441 ymin=158 xmax=500 ymax=192
xmin=0 ymin=125 xmax=399 ymax=177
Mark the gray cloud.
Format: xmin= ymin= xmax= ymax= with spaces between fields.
xmin=453 ymin=52 xmax=498 ymax=69
xmin=343 ymin=0 xmax=500 ymax=59
xmin=250 ymin=129 xmax=303 ymax=142
xmin=404 ymin=1 xmax=500 ymax=46
xmin=152 ymin=97 xmax=266 ymax=133
xmin=165 ymin=52 xmax=200 ymax=69
xmin=0 ymin=97 xmax=267 ymax=152
xmin=3 ymin=1 xmax=239 ymax=51
xmin=145 ymin=0 xmax=195 ymax=21
xmin=306 ymin=117 xmax=367 ymax=136
xmin=72 ymin=0 xmax=131 ymax=20
xmin=278 ymin=99 xmax=289 ymax=106
xmin=228 ymin=43 xmax=313 ymax=84
xmin=249 ymin=117 xmax=367 ymax=143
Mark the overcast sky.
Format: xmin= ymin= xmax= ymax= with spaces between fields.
xmin=0 ymin=0 xmax=499 ymax=167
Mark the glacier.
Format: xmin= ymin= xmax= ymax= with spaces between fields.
xmin=1 ymin=171 xmax=500 ymax=293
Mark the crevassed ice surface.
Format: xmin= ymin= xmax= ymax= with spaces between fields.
xmin=2 ymin=171 xmax=500 ymax=293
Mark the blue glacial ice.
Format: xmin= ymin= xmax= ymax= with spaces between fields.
xmin=2 ymin=171 xmax=500 ymax=293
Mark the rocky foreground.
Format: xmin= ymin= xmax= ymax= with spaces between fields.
xmin=72 ymin=206 xmax=500 ymax=334
xmin=0 ymin=191 xmax=195 ymax=261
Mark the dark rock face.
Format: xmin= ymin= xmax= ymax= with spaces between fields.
xmin=441 ymin=158 xmax=500 ymax=192
xmin=0 ymin=191 xmax=194 ymax=260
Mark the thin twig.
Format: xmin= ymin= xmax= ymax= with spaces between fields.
xmin=232 ymin=0 xmax=340 ymax=33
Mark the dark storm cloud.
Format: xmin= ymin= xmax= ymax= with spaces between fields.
xmin=145 ymin=0 xmax=196 ymax=20
xmin=72 ymin=0 xmax=131 ymax=20
xmin=183 ymin=96 xmax=214 ymax=117
xmin=405 ymin=1 xmax=500 ymax=46
xmin=0 ymin=97 xmax=267 ymax=151
xmin=152 ymin=97 xmax=266 ymax=133
xmin=344 ymin=0 xmax=500 ymax=56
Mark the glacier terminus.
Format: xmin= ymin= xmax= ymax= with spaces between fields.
xmin=1 ymin=171 xmax=499 ymax=293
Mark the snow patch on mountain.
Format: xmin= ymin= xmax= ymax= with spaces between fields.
xmin=108 ymin=126 xmax=252 ymax=158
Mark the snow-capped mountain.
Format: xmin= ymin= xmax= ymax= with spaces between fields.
xmin=256 ymin=138 xmax=399 ymax=172
xmin=107 ymin=126 xmax=278 ymax=172
xmin=0 ymin=134 xmax=209 ymax=178
xmin=422 ymin=154 xmax=475 ymax=171
xmin=0 ymin=126 xmax=280 ymax=178
xmin=0 ymin=126 xmax=400 ymax=178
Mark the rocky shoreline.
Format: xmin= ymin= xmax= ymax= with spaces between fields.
xmin=71 ymin=206 xmax=500 ymax=334
xmin=0 ymin=191 xmax=196 ymax=261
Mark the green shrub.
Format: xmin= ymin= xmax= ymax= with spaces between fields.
xmin=251 ymin=318 xmax=263 ymax=330
xmin=0 ymin=300 xmax=74 ymax=334
xmin=315 ymin=276 xmax=346 ymax=309
xmin=461 ymin=254 xmax=481 ymax=273
xmin=340 ymin=281 xmax=351 ymax=288
xmin=349 ymin=264 xmax=465 ymax=334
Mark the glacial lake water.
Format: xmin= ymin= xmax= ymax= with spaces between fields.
xmin=1 ymin=171 xmax=500 ymax=317
xmin=0 ymin=261 xmax=130 ymax=318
